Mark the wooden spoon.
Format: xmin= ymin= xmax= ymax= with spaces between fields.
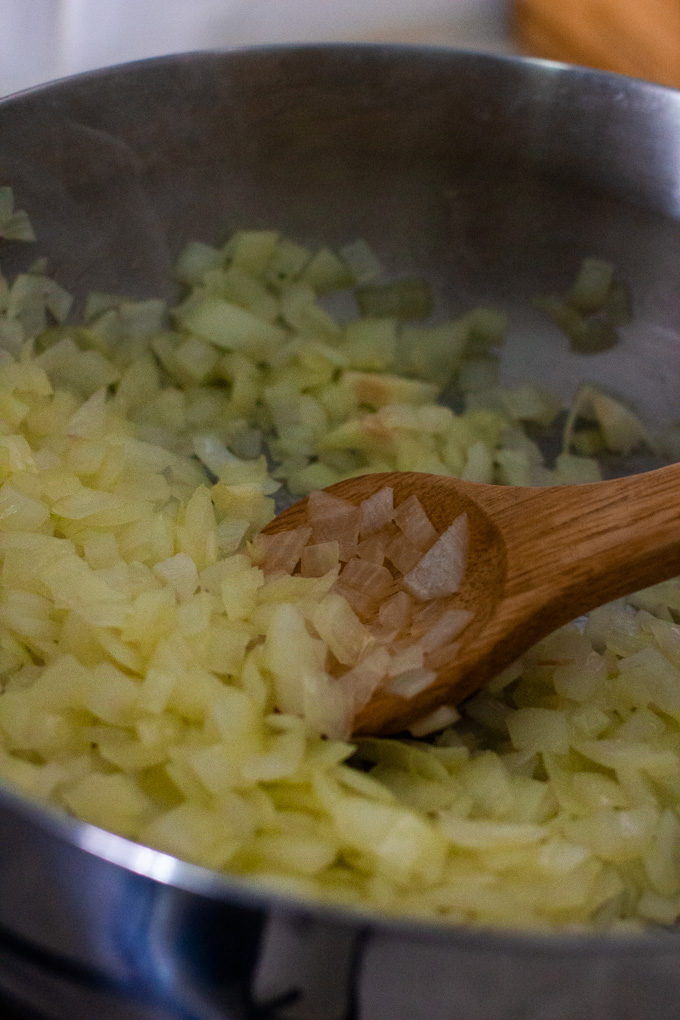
xmin=263 ymin=465 xmax=680 ymax=736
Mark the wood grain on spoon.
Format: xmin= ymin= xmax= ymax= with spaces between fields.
xmin=263 ymin=466 xmax=680 ymax=736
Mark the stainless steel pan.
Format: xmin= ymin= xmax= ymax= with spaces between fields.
xmin=0 ymin=46 xmax=679 ymax=1020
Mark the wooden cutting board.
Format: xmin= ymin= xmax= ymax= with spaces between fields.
xmin=514 ymin=0 xmax=680 ymax=90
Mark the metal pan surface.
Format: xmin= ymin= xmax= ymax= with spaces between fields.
xmin=0 ymin=45 xmax=679 ymax=1020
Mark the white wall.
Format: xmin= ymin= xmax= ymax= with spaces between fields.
xmin=0 ymin=0 xmax=512 ymax=97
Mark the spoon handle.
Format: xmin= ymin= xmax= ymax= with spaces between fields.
xmin=471 ymin=460 xmax=680 ymax=644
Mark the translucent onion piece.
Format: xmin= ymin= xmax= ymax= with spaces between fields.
xmin=410 ymin=597 xmax=454 ymax=637
xmin=339 ymin=647 xmax=391 ymax=713
xmin=408 ymin=705 xmax=461 ymax=738
xmin=403 ymin=514 xmax=468 ymax=601
xmin=358 ymin=485 xmax=394 ymax=538
xmin=418 ymin=608 xmax=475 ymax=652
xmin=355 ymin=532 xmax=389 ymax=564
xmin=385 ymin=532 xmax=423 ymax=574
xmin=393 ymin=494 xmax=438 ymax=551
xmin=378 ymin=590 xmax=413 ymax=632
xmin=332 ymin=581 xmax=378 ymax=622
xmin=388 ymin=667 xmax=437 ymax=698
xmin=302 ymin=671 xmax=354 ymax=740
xmin=388 ymin=645 xmax=425 ymax=678
xmin=339 ymin=557 xmax=395 ymax=599
xmin=312 ymin=592 xmax=374 ymax=666
xmin=307 ymin=490 xmax=360 ymax=560
xmin=300 ymin=541 xmax=340 ymax=578
xmin=339 ymin=238 xmax=384 ymax=285
xmin=251 ymin=527 xmax=312 ymax=574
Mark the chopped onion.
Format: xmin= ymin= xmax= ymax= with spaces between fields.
xmin=251 ymin=528 xmax=312 ymax=574
xmin=408 ymin=704 xmax=461 ymax=737
xmin=339 ymin=238 xmax=384 ymax=285
xmin=358 ymin=485 xmax=394 ymax=538
xmin=355 ymin=532 xmax=389 ymax=564
xmin=2 ymin=197 xmax=674 ymax=932
xmin=403 ymin=514 xmax=468 ymax=601
xmin=332 ymin=580 xmax=378 ymax=621
xmin=385 ymin=532 xmax=423 ymax=574
xmin=306 ymin=490 xmax=360 ymax=560
xmin=418 ymin=609 xmax=474 ymax=652
xmin=339 ymin=557 xmax=394 ymax=599
xmin=312 ymin=592 xmax=374 ymax=666
xmin=388 ymin=667 xmax=437 ymax=698
xmin=339 ymin=647 xmax=391 ymax=712
xmin=378 ymin=591 xmax=413 ymax=631
xmin=393 ymin=494 xmax=438 ymax=551
xmin=300 ymin=541 xmax=340 ymax=577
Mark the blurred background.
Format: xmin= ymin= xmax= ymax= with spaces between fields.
xmin=0 ymin=0 xmax=678 ymax=99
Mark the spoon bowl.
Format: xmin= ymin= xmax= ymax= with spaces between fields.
xmin=265 ymin=463 xmax=680 ymax=734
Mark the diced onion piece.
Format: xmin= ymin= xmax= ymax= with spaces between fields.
xmin=438 ymin=816 xmax=546 ymax=849
xmin=342 ymin=371 xmax=438 ymax=409
xmin=590 ymin=391 xmax=656 ymax=456
xmin=355 ymin=532 xmax=389 ymax=564
xmin=301 ymin=671 xmax=354 ymax=740
xmin=388 ymin=645 xmax=425 ymax=678
xmin=178 ymin=297 xmax=286 ymax=357
xmin=192 ymin=434 xmax=241 ymax=478
xmin=507 ymin=707 xmax=570 ymax=755
xmin=306 ymin=489 xmax=360 ymax=560
xmin=0 ymin=210 xmax=35 ymax=243
xmin=339 ymin=558 xmax=395 ymax=600
xmin=264 ymin=238 xmax=311 ymax=288
xmin=388 ymin=667 xmax=437 ymax=698
xmin=339 ymin=239 xmax=384 ymax=285
xmin=408 ymin=705 xmax=461 ymax=737
xmin=393 ymin=494 xmax=438 ymax=551
xmin=533 ymin=295 xmax=615 ymax=354
xmin=410 ymin=597 xmax=454 ymax=637
xmin=264 ymin=604 xmax=326 ymax=716
xmin=340 ymin=318 xmax=397 ymax=371
xmin=174 ymin=240 xmax=223 ymax=284
xmin=300 ymin=541 xmax=340 ymax=578
xmin=563 ymin=384 xmax=656 ymax=458
xmin=312 ymin=592 xmax=373 ymax=666
xmin=554 ymin=453 xmax=602 ymax=485
xmin=385 ymin=533 xmax=423 ymax=574
xmin=227 ymin=229 xmax=279 ymax=276
xmin=307 ymin=489 xmax=355 ymax=522
xmin=378 ymin=591 xmax=413 ymax=632
xmin=339 ymin=647 xmax=391 ymax=713
xmin=332 ymin=581 xmax=378 ymax=622
xmin=66 ymin=387 xmax=108 ymax=439
xmin=359 ymin=485 xmax=394 ymax=538
xmin=0 ymin=483 xmax=50 ymax=531
xmin=418 ymin=608 xmax=474 ymax=652
xmin=153 ymin=553 xmax=199 ymax=601
xmin=251 ymin=528 xmax=311 ymax=574
xmin=301 ymin=246 xmax=354 ymax=294
xmin=403 ymin=514 xmax=468 ymax=601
